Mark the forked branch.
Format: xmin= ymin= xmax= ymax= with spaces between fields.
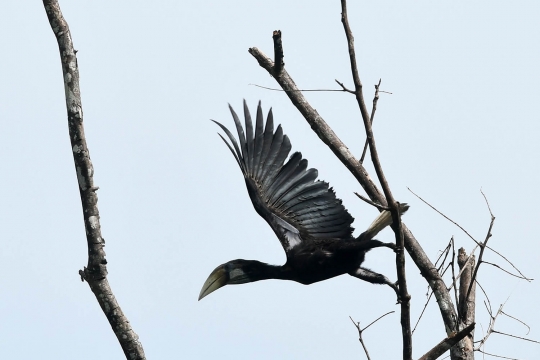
xmin=349 ymin=311 xmax=395 ymax=360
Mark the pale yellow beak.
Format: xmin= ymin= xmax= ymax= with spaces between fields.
xmin=198 ymin=266 xmax=228 ymax=301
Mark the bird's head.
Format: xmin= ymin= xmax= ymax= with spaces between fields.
xmin=198 ymin=259 xmax=270 ymax=301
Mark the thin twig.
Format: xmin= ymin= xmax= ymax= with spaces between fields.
xmin=491 ymin=330 xmax=540 ymax=344
xmin=354 ymin=192 xmax=390 ymax=211
xmin=249 ymin=83 xmax=349 ymax=92
xmin=483 ymin=246 xmax=531 ymax=281
xmin=412 ymin=290 xmax=434 ymax=334
xmin=407 ymin=187 xmax=480 ymax=246
xmin=465 ymin=192 xmax=496 ymax=304
xmin=335 ymin=79 xmax=355 ymax=94
xmin=475 ymin=350 xmax=520 ymax=360
xmin=413 ymin=242 xmax=453 ymax=334
xmin=362 ymin=311 xmax=395 ymax=332
xmin=476 ymin=281 xmax=492 ymax=317
xmin=500 ymin=311 xmax=530 ymax=335
xmin=360 ymin=80 xmax=381 ymax=164
xmin=482 ymin=262 xmax=533 ymax=281
xmin=349 ymin=312 xmax=395 ymax=360
xmin=476 ymin=302 xmax=507 ymax=350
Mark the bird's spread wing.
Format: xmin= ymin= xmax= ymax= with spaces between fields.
xmin=213 ymin=100 xmax=354 ymax=254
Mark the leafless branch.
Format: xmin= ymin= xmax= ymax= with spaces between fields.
xmin=476 ymin=302 xmax=506 ymax=350
xmin=491 ymin=330 xmax=540 ymax=344
xmin=340 ymin=1 xmax=411 ymax=357
xmin=412 ymin=289 xmax=434 ymax=334
xmin=354 ymin=192 xmax=390 ymax=211
xmin=272 ymin=30 xmax=284 ymax=74
xmin=42 ymin=1 xmax=145 ymax=359
xmin=418 ymin=322 xmax=476 ymax=360
xmin=482 ymin=262 xmax=533 ymax=281
xmin=360 ymin=79 xmax=381 ymax=164
xmin=335 ymin=79 xmax=355 ymax=94
xmin=500 ymin=311 xmax=530 ymax=335
xmin=465 ymin=210 xmax=495 ymax=304
xmin=413 ymin=238 xmax=455 ymax=334
xmin=476 ymin=281 xmax=492 ymax=318
xmin=349 ymin=312 xmax=395 ymax=360
xmin=407 ymin=187 xmax=480 ymax=246
xmin=475 ymin=350 xmax=519 ymax=360
xmin=483 ymin=246 xmax=530 ymax=281
xmin=249 ymin=83 xmax=350 ymax=92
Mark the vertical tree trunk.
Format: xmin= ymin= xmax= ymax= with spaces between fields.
xmin=451 ymin=248 xmax=476 ymax=360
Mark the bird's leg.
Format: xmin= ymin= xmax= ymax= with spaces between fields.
xmin=360 ymin=239 xmax=396 ymax=252
xmin=382 ymin=242 xmax=396 ymax=251
xmin=349 ymin=267 xmax=401 ymax=303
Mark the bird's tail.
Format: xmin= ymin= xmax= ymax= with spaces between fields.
xmin=360 ymin=203 xmax=409 ymax=241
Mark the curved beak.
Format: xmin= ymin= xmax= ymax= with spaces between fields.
xmin=198 ymin=266 xmax=228 ymax=301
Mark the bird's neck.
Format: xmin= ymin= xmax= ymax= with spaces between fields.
xmin=246 ymin=261 xmax=293 ymax=282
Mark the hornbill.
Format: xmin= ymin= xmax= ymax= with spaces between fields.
xmin=199 ymin=101 xmax=407 ymax=301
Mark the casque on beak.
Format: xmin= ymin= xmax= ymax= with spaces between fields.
xmin=198 ymin=265 xmax=228 ymax=301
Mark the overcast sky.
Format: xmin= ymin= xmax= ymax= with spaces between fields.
xmin=2 ymin=1 xmax=539 ymax=359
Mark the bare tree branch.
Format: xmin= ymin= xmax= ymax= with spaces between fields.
xmin=500 ymin=311 xmax=530 ymax=335
xmin=340 ymin=1 xmax=411 ymax=357
xmin=490 ymin=331 xmax=540 ymax=344
xmin=418 ymin=323 xmax=476 ymax=360
xmin=483 ymin=246 xmax=530 ymax=281
xmin=249 ymin=83 xmax=349 ymax=92
xmin=360 ymin=80 xmax=382 ymax=164
xmin=408 ymin=187 xmax=480 ymax=246
xmin=272 ymin=30 xmax=284 ymax=74
xmin=465 ymin=196 xmax=495 ymax=304
xmin=350 ymin=311 xmax=395 ymax=360
xmin=481 ymin=262 xmax=533 ymax=281
xmin=354 ymin=192 xmax=390 ymax=211
xmin=475 ymin=350 xmax=519 ymax=360
xmin=335 ymin=79 xmax=355 ymax=94
xmin=42 ymin=1 xmax=145 ymax=359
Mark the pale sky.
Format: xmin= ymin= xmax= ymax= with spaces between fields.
xmin=1 ymin=1 xmax=539 ymax=359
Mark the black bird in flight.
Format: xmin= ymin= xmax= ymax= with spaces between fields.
xmin=199 ymin=101 xmax=407 ymax=301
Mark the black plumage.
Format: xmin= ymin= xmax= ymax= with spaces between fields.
xmin=199 ymin=101 xmax=407 ymax=300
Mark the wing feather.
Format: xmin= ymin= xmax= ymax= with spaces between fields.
xmin=252 ymin=102 xmax=265 ymax=177
xmin=214 ymin=101 xmax=355 ymax=254
xmin=243 ymin=100 xmax=255 ymax=176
